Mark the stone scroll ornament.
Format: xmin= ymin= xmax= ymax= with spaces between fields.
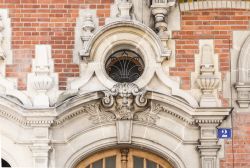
xmin=82 ymin=83 xmax=162 ymax=124
xmin=101 ymin=83 xmax=148 ymax=120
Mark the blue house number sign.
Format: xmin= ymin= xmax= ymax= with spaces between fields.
xmin=217 ymin=128 xmax=232 ymax=139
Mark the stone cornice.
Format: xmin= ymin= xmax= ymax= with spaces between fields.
xmin=179 ymin=1 xmax=250 ymax=11
xmin=0 ymin=91 xmax=231 ymax=127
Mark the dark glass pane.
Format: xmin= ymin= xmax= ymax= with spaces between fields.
xmin=146 ymin=159 xmax=157 ymax=168
xmin=133 ymin=156 xmax=143 ymax=168
xmin=105 ymin=49 xmax=144 ymax=83
xmin=105 ymin=156 xmax=116 ymax=168
xmin=93 ymin=159 xmax=103 ymax=168
xmin=1 ymin=159 xmax=11 ymax=167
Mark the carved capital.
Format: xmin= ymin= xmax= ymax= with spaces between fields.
xmin=235 ymin=83 xmax=250 ymax=108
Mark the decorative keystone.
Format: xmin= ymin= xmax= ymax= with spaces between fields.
xmin=102 ymin=83 xmax=147 ymax=120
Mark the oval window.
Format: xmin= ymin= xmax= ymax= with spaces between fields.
xmin=105 ymin=49 xmax=144 ymax=83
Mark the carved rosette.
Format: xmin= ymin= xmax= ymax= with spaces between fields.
xmin=102 ymin=83 xmax=147 ymax=120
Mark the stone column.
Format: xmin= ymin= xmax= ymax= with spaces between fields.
xmin=197 ymin=123 xmax=221 ymax=168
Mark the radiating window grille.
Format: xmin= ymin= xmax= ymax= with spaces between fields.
xmin=105 ymin=49 xmax=144 ymax=83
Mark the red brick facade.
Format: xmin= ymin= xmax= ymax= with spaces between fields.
xmin=1 ymin=1 xmax=250 ymax=167
xmin=172 ymin=9 xmax=250 ymax=90
xmin=0 ymin=0 xmax=113 ymax=90
xmin=171 ymin=9 xmax=250 ymax=168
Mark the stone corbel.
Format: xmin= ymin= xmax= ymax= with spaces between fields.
xmin=27 ymin=45 xmax=58 ymax=107
xmin=235 ymin=83 xmax=250 ymax=108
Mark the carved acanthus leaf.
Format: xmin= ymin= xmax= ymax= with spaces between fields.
xmin=134 ymin=103 xmax=162 ymax=124
xmin=82 ymin=103 xmax=115 ymax=124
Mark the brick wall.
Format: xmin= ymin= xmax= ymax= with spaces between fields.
xmin=0 ymin=0 xmax=113 ymax=90
xmin=171 ymin=9 xmax=250 ymax=168
xmin=171 ymin=9 xmax=250 ymax=91
xmin=221 ymin=113 xmax=250 ymax=168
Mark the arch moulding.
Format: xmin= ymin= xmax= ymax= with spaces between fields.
xmin=235 ymin=35 xmax=250 ymax=108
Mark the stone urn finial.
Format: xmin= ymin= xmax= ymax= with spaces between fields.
xmin=82 ymin=14 xmax=95 ymax=36
xmin=196 ymin=43 xmax=220 ymax=107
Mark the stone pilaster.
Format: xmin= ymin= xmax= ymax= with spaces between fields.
xmin=194 ymin=107 xmax=232 ymax=168
xmin=29 ymin=118 xmax=53 ymax=168
xmin=197 ymin=123 xmax=220 ymax=168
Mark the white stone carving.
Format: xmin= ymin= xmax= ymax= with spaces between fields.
xmin=73 ymin=21 xmax=198 ymax=107
xmin=118 ymin=0 xmax=132 ymax=20
xmin=27 ymin=45 xmax=58 ymax=107
xmin=73 ymin=10 xmax=98 ymax=64
xmin=197 ymin=123 xmax=221 ymax=168
xmin=105 ymin=0 xmax=134 ymax=24
xmin=235 ymin=35 xmax=250 ymax=108
xmin=195 ymin=41 xmax=220 ymax=107
xmin=82 ymin=103 xmax=115 ymax=124
xmin=0 ymin=15 xmax=6 ymax=60
xmin=134 ymin=103 xmax=161 ymax=124
xmin=0 ymin=9 xmax=12 ymax=65
xmin=102 ymin=83 xmax=147 ymax=120
xmin=81 ymin=14 xmax=96 ymax=61
xmin=151 ymin=0 xmax=174 ymax=60
xmin=151 ymin=0 xmax=176 ymax=33
xmin=116 ymin=120 xmax=132 ymax=143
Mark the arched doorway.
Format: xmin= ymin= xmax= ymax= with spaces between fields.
xmin=75 ymin=148 xmax=173 ymax=168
